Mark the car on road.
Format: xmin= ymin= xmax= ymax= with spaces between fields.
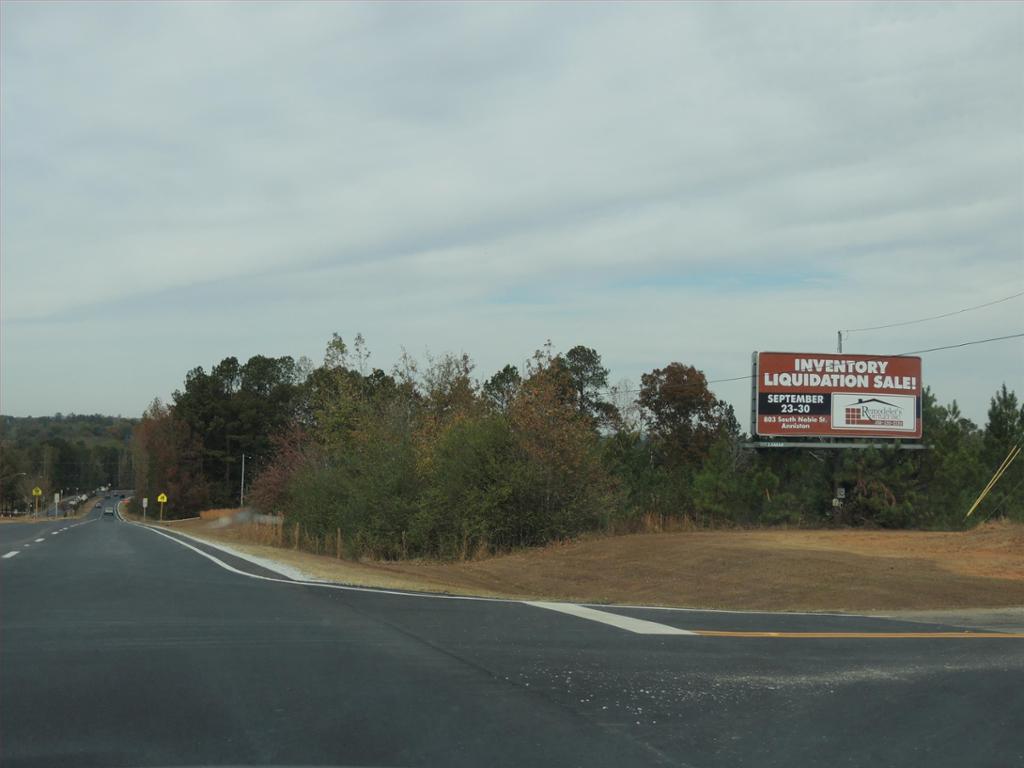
xmin=103 ymin=507 xmax=115 ymax=517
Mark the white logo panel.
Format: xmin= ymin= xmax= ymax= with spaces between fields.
xmin=830 ymin=393 xmax=916 ymax=432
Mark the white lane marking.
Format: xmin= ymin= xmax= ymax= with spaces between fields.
xmin=34 ymin=538 xmax=45 ymax=543
xmin=579 ymin=600 xmax=874 ymax=619
xmin=2 ymin=551 xmax=20 ymax=559
xmin=50 ymin=532 xmax=59 ymax=536
xmin=132 ymin=523 xmax=871 ymax=623
xmin=526 ymin=601 xmax=696 ymax=635
xmin=129 ymin=523 xmax=938 ymax=637
xmin=160 ymin=530 xmax=316 ymax=581
xmin=135 ymin=524 xmax=513 ymax=602
xmin=148 ymin=522 xmax=871 ymax=621
xmin=133 ymin=522 xmax=935 ymax=640
xmin=22 ymin=543 xmax=30 ymax=548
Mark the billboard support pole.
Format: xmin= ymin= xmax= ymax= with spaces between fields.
xmin=750 ymin=351 xmax=758 ymax=439
xmin=832 ymin=335 xmax=842 ymax=512
xmin=831 ymin=449 xmax=843 ymax=523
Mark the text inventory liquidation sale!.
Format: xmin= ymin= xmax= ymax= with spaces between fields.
xmin=755 ymin=352 xmax=922 ymax=439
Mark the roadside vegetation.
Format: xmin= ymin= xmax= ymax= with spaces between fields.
xmin=0 ymin=414 xmax=135 ymax=513
xmin=123 ymin=334 xmax=1023 ymax=561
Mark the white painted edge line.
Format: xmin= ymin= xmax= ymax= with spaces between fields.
xmin=97 ymin=505 xmax=1024 ymax=635
xmin=159 ymin=522 xmax=862 ymax=620
xmin=132 ymin=523 xmax=509 ymax=603
xmin=2 ymin=551 xmax=19 ymax=559
xmin=128 ymin=520 xmax=879 ymax=623
xmin=137 ymin=524 xmax=695 ymax=636
xmin=151 ymin=527 xmax=317 ymax=581
xmin=526 ymin=601 xmax=697 ymax=635
xmin=581 ymin=601 xmax=877 ymax=620
xmin=120 ymin=516 xmax=900 ymax=630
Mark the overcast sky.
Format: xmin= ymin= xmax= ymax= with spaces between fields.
xmin=2 ymin=1 xmax=1022 ymax=426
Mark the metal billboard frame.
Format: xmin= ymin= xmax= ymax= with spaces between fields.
xmin=745 ymin=441 xmax=927 ymax=450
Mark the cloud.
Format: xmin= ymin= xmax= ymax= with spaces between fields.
xmin=2 ymin=2 xmax=1021 ymax=422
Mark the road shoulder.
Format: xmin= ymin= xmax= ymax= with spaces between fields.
xmin=871 ymin=608 xmax=1024 ymax=633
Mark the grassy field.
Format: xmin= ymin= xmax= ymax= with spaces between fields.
xmin=154 ymin=511 xmax=1024 ymax=612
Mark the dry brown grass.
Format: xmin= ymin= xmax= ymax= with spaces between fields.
xmin=198 ymin=508 xmax=240 ymax=520
xmin=0 ymin=495 xmax=100 ymax=523
xmin=168 ymin=511 xmax=1024 ymax=612
xmin=0 ymin=516 xmax=49 ymax=525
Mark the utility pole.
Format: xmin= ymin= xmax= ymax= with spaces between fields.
xmin=239 ymin=454 xmax=246 ymax=508
xmin=837 ymin=330 xmax=843 ymax=353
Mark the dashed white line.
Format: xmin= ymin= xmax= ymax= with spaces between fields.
xmin=50 ymin=532 xmax=59 ymax=536
xmin=2 ymin=551 xmax=19 ymax=559
xmin=34 ymin=538 xmax=45 ymax=543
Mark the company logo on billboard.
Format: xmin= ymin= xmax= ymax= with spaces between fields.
xmin=831 ymin=393 xmax=916 ymax=432
xmin=842 ymin=398 xmax=903 ymax=427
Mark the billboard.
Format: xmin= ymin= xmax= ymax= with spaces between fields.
xmin=754 ymin=351 xmax=922 ymax=439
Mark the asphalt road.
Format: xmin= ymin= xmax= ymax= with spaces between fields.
xmin=2 ymin=506 xmax=1022 ymax=767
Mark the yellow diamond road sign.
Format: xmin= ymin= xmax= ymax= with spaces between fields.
xmin=32 ymin=487 xmax=42 ymax=496
xmin=157 ymin=493 xmax=168 ymax=503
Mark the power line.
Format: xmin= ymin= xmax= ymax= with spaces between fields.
xmin=604 ymin=373 xmax=756 ymax=396
xmin=897 ymin=332 xmax=1024 ymax=356
xmin=605 ymin=376 xmax=754 ymax=396
xmin=603 ymin=332 xmax=1024 ymax=395
xmin=707 ymin=374 xmax=754 ymax=384
xmin=843 ymin=290 xmax=1024 ymax=335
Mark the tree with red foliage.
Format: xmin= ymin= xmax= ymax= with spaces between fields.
xmin=638 ymin=363 xmax=738 ymax=467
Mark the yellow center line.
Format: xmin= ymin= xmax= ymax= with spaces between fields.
xmin=693 ymin=630 xmax=1024 ymax=639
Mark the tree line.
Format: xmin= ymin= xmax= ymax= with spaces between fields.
xmin=127 ymin=335 xmax=1024 ymax=559
xmin=0 ymin=414 xmax=136 ymax=511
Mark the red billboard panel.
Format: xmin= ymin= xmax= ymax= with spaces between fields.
xmin=755 ymin=351 xmax=922 ymax=439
